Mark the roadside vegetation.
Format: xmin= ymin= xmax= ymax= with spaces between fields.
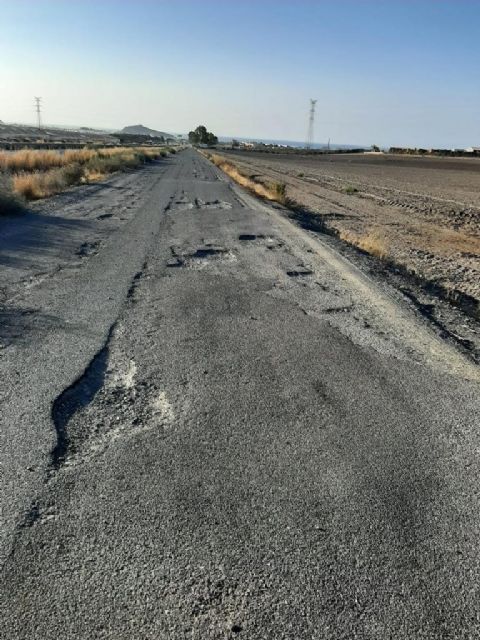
xmin=339 ymin=229 xmax=389 ymax=260
xmin=0 ymin=146 xmax=172 ymax=210
xmin=205 ymin=153 xmax=288 ymax=205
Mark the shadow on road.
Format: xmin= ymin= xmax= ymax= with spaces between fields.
xmin=0 ymin=210 xmax=94 ymax=271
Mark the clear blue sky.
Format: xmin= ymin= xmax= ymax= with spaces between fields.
xmin=1 ymin=0 xmax=478 ymax=147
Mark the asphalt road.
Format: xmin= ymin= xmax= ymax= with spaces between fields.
xmin=1 ymin=149 xmax=480 ymax=639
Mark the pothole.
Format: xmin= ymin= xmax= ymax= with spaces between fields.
xmin=195 ymin=198 xmax=232 ymax=210
xmin=286 ymin=269 xmax=314 ymax=277
xmin=174 ymin=202 xmax=195 ymax=211
xmin=167 ymin=198 xmax=233 ymax=212
xmin=192 ymin=247 xmax=228 ymax=258
xmin=322 ymin=304 xmax=354 ymax=314
xmin=76 ymin=240 xmax=101 ymax=257
xmin=167 ymin=245 xmax=236 ymax=269
xmin=238 ymin=234 xmax=283 ymax=251
xmin=238 ymin=233 xmax=267 ymax=241
xmin=166 ymin=257 xmax=184 ymax=268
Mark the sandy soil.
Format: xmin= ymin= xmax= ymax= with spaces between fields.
xmin=218 ymin=151 xmax=480 ymax=315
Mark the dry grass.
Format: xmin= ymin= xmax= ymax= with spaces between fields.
xmin=339 ymin=229 xmax=390 ymax=259
xmin=12 ymin=164 xmax=84 ymax=199
xmin=1 ymin=146 xmax=168 ymax=201
xmin=207 ymin=153 xmax=288 ymax=204
xmin=0 ymin=146 xmax=165 ymax=173
xmin=0 ymin=149 xmax=93 ymax=172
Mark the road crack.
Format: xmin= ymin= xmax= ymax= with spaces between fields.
xmin=50 ymin=323 xmax=115 ymax=471
xmin=15 ymin=263 xmax=151 ymax=532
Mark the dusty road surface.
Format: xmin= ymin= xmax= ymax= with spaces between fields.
xmin=1 ymin=149 xmax=480 ymax=639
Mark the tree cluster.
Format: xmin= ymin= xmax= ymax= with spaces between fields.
xmin=188 ymin=125 xmax=218 ymax=146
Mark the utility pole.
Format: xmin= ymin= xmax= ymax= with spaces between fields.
xmin=34 ymin=96 xmax=42 ymax=129
xmin=306 ymin=99 xmax=317 ymax=149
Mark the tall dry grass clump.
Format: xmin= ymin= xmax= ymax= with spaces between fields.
xmin=0 ymin=150 xmax=63 ymax=172
xmin=0 ymin=146 xmax=169 ymax=202
xmin=0 ymin=149 xmax=99 ymax=172
xmin=0 ymin=147 xmax=165 ymax=173
xmin=339 ymin=229 xmax=390 ymax=260
xmin=207 ymin=153 xmax=288 ymax=204
xmin=12 ymin=164 xmax=85 ymax=200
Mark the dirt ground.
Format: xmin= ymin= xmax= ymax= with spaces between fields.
xmin=219 ymin=151 xmax=480 ymax=310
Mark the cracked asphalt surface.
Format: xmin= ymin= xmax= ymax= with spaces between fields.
xmin=1 ymin=149 xmax=480 ymax=638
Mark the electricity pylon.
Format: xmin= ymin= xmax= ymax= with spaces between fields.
xmin=306 ymin=99 xmax=317 ymax=149
xmin=34 ymin=97 xmax=42 ymax=129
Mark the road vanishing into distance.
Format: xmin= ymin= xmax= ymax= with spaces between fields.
xmin=1 ymin=149 xmax=480 ymax=639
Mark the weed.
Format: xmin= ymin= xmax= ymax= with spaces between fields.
xmin=339 ymin=229 xmax=389 ymax=259
xmin=343 ymin=185 xmax=359 ymax=195
xmin=269 ymin=181 xmax=287 ymax=205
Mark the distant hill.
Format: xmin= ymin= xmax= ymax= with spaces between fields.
xmin=119 ymin=124 xmax=175 ymax=139
xmin=0 ymin=121 xmax=117 ymax=144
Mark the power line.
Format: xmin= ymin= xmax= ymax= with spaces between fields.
xmin=306 ymin=98 xmax=317 ymax=149
xmin=34 ymin=97 xmax=42 ymax=129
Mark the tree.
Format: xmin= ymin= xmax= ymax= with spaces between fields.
xmin=205 ymin=132 xmax=218 ymax=146
xmin=188 ymin=130 xmax=199 ymax=144
xmin=188 ymin=125 xmax=217 ymax=146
